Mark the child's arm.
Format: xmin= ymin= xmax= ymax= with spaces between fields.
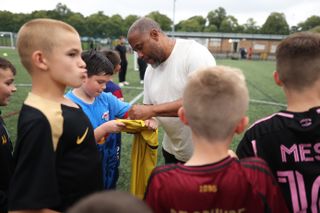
xmin=94 ymin=120 xmax=126 ymax=142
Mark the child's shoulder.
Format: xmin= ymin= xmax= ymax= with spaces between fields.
xmin=248 ymin=112 xmax=282 ymax=129
xmin=239 ymin=157 xmax=270 ymax=170
xmin=245 ymin=111 xmax=295 ymax=137
xmin=98 ymin=91 xmax=119 ymax=102
xmin=105 ymin=81 xmax=121 ymax=92
xmin=149 ymin=163 xmax=179 ymax=179
xmin=239 ymin=157 xmax=276 ymax=183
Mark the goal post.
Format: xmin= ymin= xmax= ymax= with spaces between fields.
xmin=0 ymin=32 xmax=16 ymax=49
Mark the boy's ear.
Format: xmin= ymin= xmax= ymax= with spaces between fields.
xmin=273 ymin=71 xmax=283 ymax=86
xmin=32 ymin=51 xmax=48 ymax=70
xmin=178 ymin=107 xmax=189 ymax=125
xmin=235 ymin=116 xmax=249 ymax=134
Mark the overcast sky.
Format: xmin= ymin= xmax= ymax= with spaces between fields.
xmin=2 ymin=0 xmax=320 ymax=27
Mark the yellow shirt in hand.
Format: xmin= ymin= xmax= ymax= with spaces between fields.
xmin=117 ymin=119 xmax=158 ymax=199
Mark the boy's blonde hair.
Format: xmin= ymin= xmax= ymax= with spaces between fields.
xmin=276 ymin=32 xmax=320 ymax=91
xmin=183 ymin=66 xmax=249 ymax=140
xmin=16 ymin=18 xmax=79 ymax=71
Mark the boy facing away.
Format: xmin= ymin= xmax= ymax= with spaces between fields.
xmin=236 ymin=32 xmax=320 ymax=212
xmin=144 ymin=66 xmax=289 ymax=213
xmin=65 ymin=50 xmax=131 ymax=190
xmin=0 ymin=57 xmax=16 ymax=213
xmin=9 ymin=18 xmax=103 ymax=213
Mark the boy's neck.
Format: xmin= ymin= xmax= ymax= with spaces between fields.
xmin=285 ymin=86 xmax=320 ymax=112
xmin=72 ymin=88 xmax=95 ymax=103
xmin=31 ymin=81 xmax=66 ymax=103
xmin=185 ymin=135 xmax=230 ymax=166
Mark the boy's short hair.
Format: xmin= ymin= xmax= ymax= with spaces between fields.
xmin=100 ymin=49 xmax=121 ymax=66
xmin=276 ymin=32 xmax=320 ymax=91
xmin=81 ymin=50 xmax=114 ymax=77
xmin=16 ymin=18 xmax=79 ymax=72
xmin=67 ymin=190 xmax=152 ymax=213
xmin=0 ymin=57 xmax=16 ymax=75
xmin=183 ymin=66 xmax=249 ymax=140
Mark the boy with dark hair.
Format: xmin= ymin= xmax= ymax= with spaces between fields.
xmin=0 ymin=57 xmax=16 ymax=213
xmin=145 ymin=66 xmax=289 ymax=213
xmin=236 ymin=32 xmax=320 ymax=212
xmin=9 ymin=18 xmax=103 ymax=212
xmin=65 ymin=50 xmax=131 ymax=190
xmin=101 ymin=50 xmax=124 ymax=101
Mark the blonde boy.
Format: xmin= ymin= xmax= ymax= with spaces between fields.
xmin=145 ymin=66 xmax=288 ymax=213
xmin=237 ymin=32 xmax=320 ymax=212
xmin=9 ymin=18 xmax=103 ymax=213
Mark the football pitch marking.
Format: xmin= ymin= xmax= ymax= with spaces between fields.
xmin=130 ymin=91 xmax=144 ymax=105
xmin=250 ymin=99 xmax=286 ymax=107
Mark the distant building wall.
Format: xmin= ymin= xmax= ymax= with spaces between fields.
xmin=167 ymin=32 xmax=287 ymax=60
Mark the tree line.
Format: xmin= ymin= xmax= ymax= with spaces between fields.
xmin=1 ymin=3 xmax=320 ymax=39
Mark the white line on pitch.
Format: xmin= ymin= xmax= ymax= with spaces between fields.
xmin=129 ymin=91 xmax=144 ymax=105
xmin=250 ymin=99 xmax=286 ymax=107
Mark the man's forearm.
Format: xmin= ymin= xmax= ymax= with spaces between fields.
xmin=150 ymin=99 xmax=182 ymax=117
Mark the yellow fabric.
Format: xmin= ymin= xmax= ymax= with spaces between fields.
xmin=117 ymin=119 xmax=158 ymax=199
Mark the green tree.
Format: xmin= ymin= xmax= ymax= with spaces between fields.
xmin=0 ymin=11 xmax=16 ymax=31
xmin=219 ymin=15 xmax=240 ymax=33
xmin=207 ymin=7 xmax=227 ymax=31
xmin=2 ymin=11 xmax=29 ymax=32
xmin=30 ymin=10 xmax=50 ymax=19
xmin=298 ymin=15 xmax=320 ymax=31
xmin=55 ymin=3 xmax=72 ymax=17
xmin=85 ymin=11 xmax=109 ymax=38
xmin=204 ymin=25 xmax=218 ymax=32
xmin=242 ymin=18 xmax=260 ymax=34
xmin=108 ymin=14 xmax=125 ymax=38
xmin=44 ymin=3 xmax=72 ymax=20
xmin=261 ymin=12 xmax=289 ymax=35
xmin=176 ymin=16 xmax=206 ymax=32
xmin=66 ymin=13 xmax=86 ymax=36
xmin=123 ymin=15 xmax=140 ymax=35
xmin=146 ymin=11 xmax=172 ymax=31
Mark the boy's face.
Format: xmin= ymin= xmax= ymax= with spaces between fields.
xmin=0 ymin=68 xmax=16 ymax=106
xmin=114 ymin=64 xmax=121 ymax=73
xmin=46 ymin=31 xmax=87 ymax=88
xmin=83 ymin=74 xmax=112 ymax=97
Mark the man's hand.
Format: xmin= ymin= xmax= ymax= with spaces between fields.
xmin=128 ymin=104 xmax=155 ymax=120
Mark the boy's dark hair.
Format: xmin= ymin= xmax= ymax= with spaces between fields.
xmin=0 ymin=57 xmax=16 ymax=75
xmin=276 ymin=32 xmax=320 ymax=90
xmin=100 ymin=50 xmax=121 ymax=66
xmin=82 ymin=50 xmax=114 ymax=77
